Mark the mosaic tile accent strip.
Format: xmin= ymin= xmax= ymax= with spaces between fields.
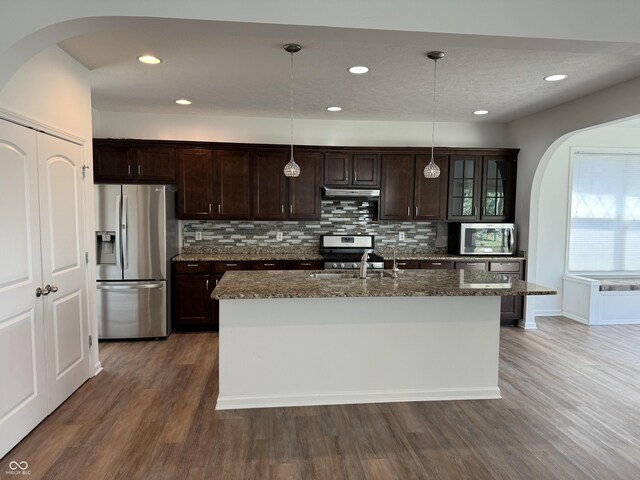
xmin=182 ymin=200 xmax=446 ymax=250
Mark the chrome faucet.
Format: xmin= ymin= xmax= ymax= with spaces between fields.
xmin=359 ymin=251 xmax=369 ymax=279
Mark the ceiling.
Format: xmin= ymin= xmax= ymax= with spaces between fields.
xmin=58 ymin=19 xmax=640 ymax=124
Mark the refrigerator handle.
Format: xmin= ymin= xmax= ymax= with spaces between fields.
xmin=115 ymin=194 xmax=122 ymax=269
xmin=122 ymin=195 xmax=128 ymax=270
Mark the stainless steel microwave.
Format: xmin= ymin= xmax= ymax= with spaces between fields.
xmin=449 ymin=223 xmax=516 ymax=256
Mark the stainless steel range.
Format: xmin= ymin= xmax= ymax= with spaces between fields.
xmin=320 ymin=234 xmax=384 ymax=270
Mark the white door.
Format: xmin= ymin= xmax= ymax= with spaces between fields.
xmin=36 ymin=133 xmax=91 ymax=413
xmin=0 ymin=120 xmax=47 ymax=458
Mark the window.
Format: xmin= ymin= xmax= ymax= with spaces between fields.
xmin=568 ymin=151 xmax=640 ymax=272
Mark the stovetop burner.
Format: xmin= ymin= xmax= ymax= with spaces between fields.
xmin=319 ymin=234 xmax=384 ymax=270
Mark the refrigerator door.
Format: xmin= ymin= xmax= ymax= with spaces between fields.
xmin=122 ymin=184 xmax=166 ymax=280
xmin=97 ymin=281 xmax=167 ymax=338
xmin=95 ymin=184 xmax=123 ymax=280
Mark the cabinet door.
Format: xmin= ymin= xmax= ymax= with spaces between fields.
xmin=289 ymin=151 xmax=322 ymax=220
xmin=383 ymin=260 xmax=419 ymax=269
xmin=252 ymin=261 xmax=288 ymax=270
xmin=214 ymin=149 xmax=252 ymax=219
xmin=481 ymin=155 xmax=516 ymax=222
xmin=448 ymin=155 xmax=481 ymax=221
xmin=173 ymin=274 xmax=214 ymax=328
xmin=135 ymin=147 xmax=176 ymax=183
xmin=499 ymin=273 xmax=524 ymax=324
xmin=177 ymin=148 xmax=214 ymax=219
xmin=287 ymin=260 xmax=323 ymax=270
xmin=420 ymin=261 xmax=454 ymax=269
xmin=415 ymin=154 xmax=449 ymax=220
xmin=454 ymin=261 xmax=487 ymax=270
xmin=352 ymin=154 xmax=380 ymax=186
xmin=94 ymin=145 xmax=133 ymax=182
xmin=380 ymin=154 xmax=415 ymax=221
xmin=253 ymin=150 xmax=287 ymax=220
xmin=324 ymin=153 xmax=350 ymax=185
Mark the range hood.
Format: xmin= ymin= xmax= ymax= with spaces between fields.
xmin=322 ymin=186 xmax=381 ymax=200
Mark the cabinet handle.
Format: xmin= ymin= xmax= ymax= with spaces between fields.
xmin=300 ymin=263 xmax=311 ymax=266
xmin=128 ymin=164 xmax=132 ymax=176
xmin=209 ymin=204 xmax=212 ymax=214
xmin=137 ymin=164 xmax=142 ymax=175
xmin=281 ymin=205 xmax=284 ymax=214
xmin=415 ymin=206 xmax=418 ymax=217
xmin=473 ymin=207 xmax=477 ymax=216
xmin=218 ymin=204 xmax=221 ymax=214
xmin=187 ymin=264 xmax=199 ymax=267
xmin=264 ymin=263 xmax=275 ymax=266
xmin=407 ymin=206 xmax=410 ymax=217
xmin=398 ymin=262 xmax=407 ymax=266
xmin=206 ymin=279 xmax=209 ymax=290
xmin=432 ymin=262 xmax=442 ymax=266
xmin=226 ymin=263 xmax=237 ymax=267
xmin=215 ymin=278 xmax=219 ymax=286
xmin=481 ymin=207 xmax=485 ymax=216
xmin=290 ymin=205 xmax=293 ymax=215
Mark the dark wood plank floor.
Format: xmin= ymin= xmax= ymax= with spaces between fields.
xmin=2 ymin=317 xmax=640 ymax=479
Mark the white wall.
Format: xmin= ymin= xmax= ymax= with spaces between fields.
xmin=0 ymin=46 xmax=99 ymax=374
xmin=528 ymin=125 xmax=640 ymax=318
xmin=93 ymin=111 xmax=511 ymax=148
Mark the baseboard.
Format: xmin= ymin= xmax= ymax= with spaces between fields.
xmin=216 ymin=387 xmax=501 ymax=410
xmin=93 ymin=362 xmax=103 ymax=377
xmin=560 ymin=312 xmax=588 ymax=324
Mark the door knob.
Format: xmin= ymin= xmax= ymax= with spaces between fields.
xmin=36 ymin=286 xmax=50 ymax=297
xmin=46 ymin=284 xmax=59 ymax=293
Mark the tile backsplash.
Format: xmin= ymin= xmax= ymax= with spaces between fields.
xmin=182 ymin=200 xmax=447 ymax=251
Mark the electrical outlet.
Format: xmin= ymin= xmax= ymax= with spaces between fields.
xmin=276 ymin=232 xmax=283 ymax=241
xmin=195 ymin=231 xmax=202 ymax=241
xmin=398 ymin=232 xmax=405 ymax=241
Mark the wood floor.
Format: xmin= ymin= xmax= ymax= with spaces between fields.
xmin=2 ymin=317 xmax=640 ymax=479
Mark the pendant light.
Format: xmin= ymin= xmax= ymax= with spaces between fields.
xmin=283 ymin=43 xmax=301 ymax=177
xmin=424 ymin=51 xmax=445 ymax=179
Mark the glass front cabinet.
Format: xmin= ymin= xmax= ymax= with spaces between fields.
xmin=447 ymin=154 xmax=516 ymax=222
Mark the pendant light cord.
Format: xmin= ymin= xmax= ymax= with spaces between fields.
xmin=431 ymin=58 xmax=437 ymax=163
xmin=290 ymin=51 xmax=294 ymax=161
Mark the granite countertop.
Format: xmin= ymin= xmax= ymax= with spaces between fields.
xmin=174 ymin=246 xmax=525 ymax=263
xmin=212 ymin=269 xmax=555 ymax=300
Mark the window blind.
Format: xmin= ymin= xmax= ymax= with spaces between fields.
xmin=568 ymin=152 xmax=640 ymax=272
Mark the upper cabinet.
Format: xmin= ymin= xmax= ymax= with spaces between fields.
xmin=94 ymin=141 xmax=176 ymax=183
xmin=177 ymin=148 xmax=214 ymax=219
xmin=324 ymin=152 xmax=380 ymax=187
xmin=379 ymin=154 xmax=415 ymax=221
xmin=414 ymin=154 xmax=449 ymax=221
xmin=447 ymin=153 xmax=516 ymax=222
xmin=253 ymin=149 xmax=322 ymax=221
xmin=213 ymin=149 xmax=252 ymax=220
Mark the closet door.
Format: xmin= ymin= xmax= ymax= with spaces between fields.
xmin=37 ymin=134 xmax=91 ymax=413
xmin=0 ymin=120 xmax=47 ymax=458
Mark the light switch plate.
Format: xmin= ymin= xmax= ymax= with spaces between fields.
xmin=399 ymin=232 xmax=405 ymax=241
xmin=276 ymin=232 xmax=283 ymax=241
xmin=195 ymin=231 xmax=202 ymax=241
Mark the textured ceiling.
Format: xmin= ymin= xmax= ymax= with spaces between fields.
xmin=58 ymin=20 xmax=640 ymax=123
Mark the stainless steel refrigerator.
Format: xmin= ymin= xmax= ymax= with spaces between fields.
xmin=95 ymin=184 xmax=178 ymax=339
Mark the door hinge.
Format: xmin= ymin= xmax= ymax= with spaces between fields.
xmin=85 ymin=252 xmax=89 ymax=264
xmin=81 ymin=164 xmax=90 ymax=179
xmin=89 ymin=335 xmax=93 ymax=347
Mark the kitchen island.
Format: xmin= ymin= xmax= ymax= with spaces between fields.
xmin=212 ymin=269 xmax=555 ymax=410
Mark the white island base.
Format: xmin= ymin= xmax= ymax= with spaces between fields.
xmin=216 ymin=295 xmax=502 ymax=410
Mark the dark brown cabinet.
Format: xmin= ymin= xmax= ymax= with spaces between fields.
xmin=380 ymin=154 xmax=415 ymax=221
xmin=214 ymin=149 xmax=252 ymax=220
xmin=94 ymin=142 xmax=176 ymax=183
xmin=253 ymin=149 xmax=322 ymax=221
xmin=414 ymin=154 xmax=449 ymax=221
xmin=324 ymin=152 xmax=380 ymax=187
xmin=447 ymin=153 xmax=516 ymax=222
xmin=177 ymin=148 xmax=214 ymax=219
xmin=454 ymin=261 xmax=488 ymax=271
xmin=420 ymin=260 xmax=454 ymax=269
xmin=383 ymin=259 xmax=420 ymax=269
xmin=173 ymin=262 xmax=217 ymax=330
xmin=288 ymin=260 xmax=323 ymax=270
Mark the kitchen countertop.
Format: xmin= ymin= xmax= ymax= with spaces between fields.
xmin=212 ymin=269 xmax=555 ymax=300
xmin=174 ymin=246 xmax=525 ymax=263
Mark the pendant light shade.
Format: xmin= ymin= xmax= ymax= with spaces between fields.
xmin=424 ymin=50 xmax=445 ymax=179
xmin=283 ymin=43 xmax=301 ymax=177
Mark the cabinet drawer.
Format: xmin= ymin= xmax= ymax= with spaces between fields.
xmin=213 ymin=262 xmax=249 ymax=273
xmin=454 ymin=261 xmax=487 ymax=271
xmin=489 ymin=261 xmax=522 ymax=273
xmin=252 ymin=261 xmax=288 ymax=270
xmin=288 ymin=261 xmax=323 ymax=270
xmin=173 ymin=262 xmax=211 ymax=274
xmin=420 ymin=261 xmax=454 ymax=269
xmin=384 ymin=260 xmax=420 ymax=269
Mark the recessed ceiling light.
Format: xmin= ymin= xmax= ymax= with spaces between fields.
xmin=138 ymin=55 xmax=162 ymax=65
xmin=348 ymin=66 xmax=369 ymax=74
xmin=327 ymin=106 xmax=342 ymax=112
xmin=175 ymin=99 xmax=191 ymax=105
xmin=473 ymin=110 xmax=489 ymax=115
xmin=544 ymin=74 xmax=567 ymax=82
